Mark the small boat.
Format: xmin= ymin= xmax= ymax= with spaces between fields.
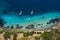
xmin=31 ymin=10 xmax=33 ymax=15
xmin=19 ymin=11 xmax=22 ymax=15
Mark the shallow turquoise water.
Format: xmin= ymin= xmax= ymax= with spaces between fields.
xmin=1 ymin=11 xmax=60 ymax=29
xmin=0 ymin=0 xmax=60 ymax=30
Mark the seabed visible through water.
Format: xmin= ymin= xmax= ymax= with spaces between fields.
xmin=0 ymin=11 xmax=60 ymax=30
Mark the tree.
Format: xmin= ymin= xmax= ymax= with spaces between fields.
xmin=4 ymin=31 xmax=11 ymax=40
xmin=29 ymin=31 xmax=36 ymax=36
xmin=35 ymin=37 xmax=40 ymax=40
xmin=41 ymin=32 xmax=52 ymax=40
xmin=23 ymin=31 xmax=29 ymax=37
xmin=12 ymin=31 xmax=17 ymax=40
xmin=0 ymin=30 xmax=4 ymax=34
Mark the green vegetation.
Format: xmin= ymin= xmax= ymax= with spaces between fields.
xmin=20 ymin=37 xmax=29 ymax=40
xmin=3 ymin=30 xmax=17 ymax=40
xmin=41 ymin=32 xmax=52 ymax=40
xmin=37 ymin=32 xmax=41 ymax=34
xmin=13 ymin=33 xmax=17 ymax=40
xmin=23 ymin=31 xmax=29 ymax=37
xmin=1 ymin=26 xmax=60 ymax=40
xmin=51 ymin=29 xmax=60 ymax=40
xmin=4 ymin=31 xmax=11 ymax=40
xmin=18 ymin=31 xmax=24 ymax=33
xmin=29 ymin=31 xmax=36 ymax=36
xmin=10 ymin=30 xmax=17 ymax=40
xmin=23 ymin=31 xmax=36 ymax=37
xmin=35 ymin=37 xmax=40 ymax=40
xmin=0 ymin=30 xmax=4 ymax=34
xmin=41 ymin=28 xmax=60 ymax=40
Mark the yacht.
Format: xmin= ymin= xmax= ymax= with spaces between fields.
xmin=19 ymin=11 xmax=22 ymax=15
xmin=31 ymin=10 xmax=33 ymax=15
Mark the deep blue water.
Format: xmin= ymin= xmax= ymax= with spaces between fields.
xmin=1 ymin=0 xmax=60 ymax=15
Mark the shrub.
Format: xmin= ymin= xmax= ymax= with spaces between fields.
xmin=35 ymin=37 xmax=40 ymax=40
xmin=41 ymin=32 xmax=52 ymax=40
xmin=23 ymin=31 xmax=29 ymax=37
xmin=18 ymin=31 xmax=24 ymax=33
xmin=29 ymin=31 xmax=36 ymax=36
xmin=12 ymin=31 xmax=17 ymax=40
xmin=20 ymin=37 xmax=29 ymax=40
xmin=0 ymin=30 xmax=3 ymax=34
xmin=13 ymin=33 xmax=17 ymax=40
xmin=37 ymin=32 xmax=41 ymax=34
xmin=4 ymin=31 xmax=11 ymax=40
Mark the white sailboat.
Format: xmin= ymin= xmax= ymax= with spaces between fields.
xmin=31 ymin=10 xmax=34 ymax=15
xmin=19 ymin=11 xmax=22 ymax=15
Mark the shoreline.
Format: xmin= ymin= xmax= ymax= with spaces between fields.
xmin=0 ymin=22 xmax=60 ymax=32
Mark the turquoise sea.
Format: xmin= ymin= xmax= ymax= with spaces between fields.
xmin=1 ymin=11 xmax=60 ymax=29
xmin=0 ymin=0 xmax=60 ymax=30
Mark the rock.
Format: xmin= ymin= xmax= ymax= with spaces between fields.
xmin=16 ymin=24 xmax=23 ymax=29
xmin=10 ymin=25 xmax=14 ymax=29
xmin=16 ymin=26 xmax=23 ymax=29
xmin=46 ymin=22 xmax=50 ymax=24
xmin=37 ymin=24 xmax=43 ymax=26
xmin=25 ymin=24 xmax=35 ymax=29
xmin=47 ymin=18 xmax=60 ymax=24
xmin=7 ymin=26 xmax=10 ymax=28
